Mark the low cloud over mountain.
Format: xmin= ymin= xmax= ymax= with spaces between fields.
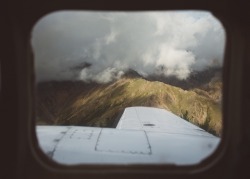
xmin=31 ymin=11 xmax=225 ymax=83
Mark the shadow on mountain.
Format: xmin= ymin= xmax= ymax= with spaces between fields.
xmin=36 ymin=67 xmax=222 ymax=136
xmin=147 ymin=67 xmax=222 ymax=90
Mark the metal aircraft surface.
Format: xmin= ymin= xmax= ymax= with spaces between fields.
xmin=36 ymin=107 xmax=219 ymax=165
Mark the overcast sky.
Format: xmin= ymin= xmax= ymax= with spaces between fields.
xmin=31 ymin=11 xmax=225 ymax=83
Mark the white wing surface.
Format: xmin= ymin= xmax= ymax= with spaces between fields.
xmin=36 ymin=107 xmax=220 ymax=165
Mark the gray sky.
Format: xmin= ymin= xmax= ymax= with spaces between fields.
xmin=31 ymin=11 xmax=225 ymax=83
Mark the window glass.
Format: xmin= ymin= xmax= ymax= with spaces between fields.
xmin=31 ymin=11 xmax=225 ymax=165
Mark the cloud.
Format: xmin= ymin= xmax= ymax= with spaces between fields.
xmin=79 ymin=67 xmax=124 ymax=83
xmin=31 ymin=11 xmax=225 ymax=83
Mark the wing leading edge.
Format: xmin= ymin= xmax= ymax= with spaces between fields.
xmin=36 ymin=107 xmax=220 ymax=165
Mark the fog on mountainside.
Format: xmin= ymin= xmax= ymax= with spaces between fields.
xmin=32 ymin=11 xmax=225 ymax=83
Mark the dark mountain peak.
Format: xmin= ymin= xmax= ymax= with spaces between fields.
xmin=147 ymin=66 xmax=222 ymax=90
xmin=123 ymin=69 xmax=144 ymax=79
xmin=70 ymin=62 xmax=92 ymax=71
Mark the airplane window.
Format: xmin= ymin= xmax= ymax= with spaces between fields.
xmin=31 ymin=11 xmax=225 ymax=166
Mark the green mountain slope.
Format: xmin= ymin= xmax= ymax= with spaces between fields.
xmin=36 ymin=77 xmax=222 ymax=136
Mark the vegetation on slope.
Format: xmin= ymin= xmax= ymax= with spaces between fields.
xmin=36 ymin=76 xmax=222 ymax=136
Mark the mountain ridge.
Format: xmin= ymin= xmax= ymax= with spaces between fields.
xmin=36 ymin=69 xmax=222 ymax=136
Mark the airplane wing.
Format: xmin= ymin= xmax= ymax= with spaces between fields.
xmin=36 ymin=107 xmax=220 ymax=165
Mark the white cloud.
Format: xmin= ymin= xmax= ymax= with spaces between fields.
xmin=31 ymin=11 xmax=225 ymax=82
